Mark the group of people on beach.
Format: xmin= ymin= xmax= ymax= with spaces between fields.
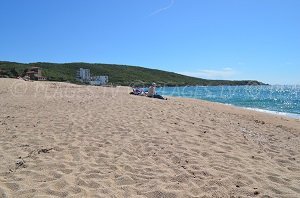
xmin=130 ymin=83 xmax=166 ymax=100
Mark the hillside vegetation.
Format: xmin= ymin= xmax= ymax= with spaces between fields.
xmin=0 ymin=61 xmax=265 ymax=86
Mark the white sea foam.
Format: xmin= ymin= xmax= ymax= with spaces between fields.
xmin=243 ymin=107 xmax=300 ymax=119
xmin=223 ymin=103 xmax=300 ymax=119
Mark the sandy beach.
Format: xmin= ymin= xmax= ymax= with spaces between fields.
xmin=0 ymin=78 xmax=299 ymax=198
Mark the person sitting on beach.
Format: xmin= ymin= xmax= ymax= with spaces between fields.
xmin=147 ymin=83 xmax=156 ymax=97
xmin=147 ymin=83 xmax=166 ymax=100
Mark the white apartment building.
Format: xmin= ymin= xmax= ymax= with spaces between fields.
xmin=90 ymin=76 xmax=109 ymax=86
xmin=76 ymin=68 xmax=91 ymax=82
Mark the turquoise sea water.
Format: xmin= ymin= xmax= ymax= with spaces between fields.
xmin=156 ymin=85 xmax=300 ymax=119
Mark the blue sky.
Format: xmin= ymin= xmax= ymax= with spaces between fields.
xmin=0 ymin=0 xmax=299 ymax=84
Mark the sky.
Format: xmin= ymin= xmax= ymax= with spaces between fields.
xmin=0 ymin=0 xmax=299 ymax=85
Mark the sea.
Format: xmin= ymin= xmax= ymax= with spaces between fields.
xmin=156 ymin=85 xmax=300 ymax=119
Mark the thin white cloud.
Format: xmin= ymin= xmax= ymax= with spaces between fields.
xmin=180 ymin=68 xmax=236 ymax=80
xmin=150 ymin=0 xmax=175 ymax=16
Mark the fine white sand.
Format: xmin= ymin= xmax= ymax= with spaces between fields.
xmin=0 ymin=78 xmax=299 ymax=197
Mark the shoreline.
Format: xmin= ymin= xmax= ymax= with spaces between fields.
xmin=165 ymin=95 xmax=300 ymax=124
xmin=162 ymin=94 xmax=300 ymax=121
xmin=243 ymin=107 xmax=300 ymax=120
xmin=158 ymin=93 xmax=300 ymax=121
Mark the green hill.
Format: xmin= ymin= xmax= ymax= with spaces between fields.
xmin=0 ymin=61 xmax=265 ymax=86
